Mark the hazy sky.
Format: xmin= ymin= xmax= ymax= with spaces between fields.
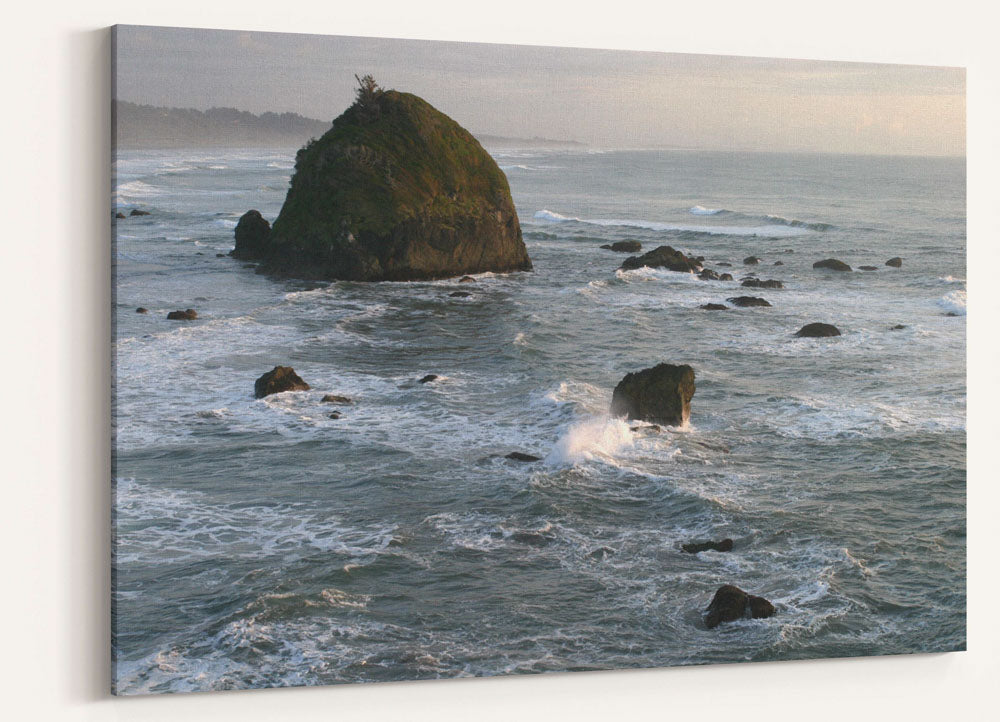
xmin=114 ymin=25 xmax=965 ymax=156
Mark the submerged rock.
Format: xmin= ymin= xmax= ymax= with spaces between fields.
xmin=321 ymin=394 xmax=353 ymax=404
xmin=254 ymin=366 xmax=310 ymax=398
xmin=795 ymin=322 xmax=841 ymax=338
xmin=620 ymin=246 xmax=702 ymax=273
xmin=719 ymin=273 xmax=734 ymax=281
xmin=459 ymin=275 xmax=476 ymax=283
xmin=231 ymin=210 xmax=271 ymax=259
xmin=741 ymin=278 xmax=783 ymax=289
xmin=859 ymin=265 xmax=878 ymax=271
xmin=716 ymin=262 xmax=732 ymax=267
xmin=166 ymin=309 xmax=198 ymax=320
xmin=587 ymin=546 xmax=615 ymax=560
xmin=129 ymin=209 xmax=151 ymax=217
xmin=886 ymin=257 xmax=903 ymax=267
xmin=610 ymin=363 xmax=695 ymax=426
xmin=890 ymin=324 xmax=906 ymax=330
xmin=115 ymin=211 xmax=126 ymax=219
xmin=602 ymin=240 xmax=642 ymax=253
xmin=773 ymin=260 xmax=784 ymax=266
xmin=449 ymin=291 xmax=471 ymax=298
xmin=700 ymin=303 xmax=728 ymax=310
xmin=510 ymin=531 xmax=552 ymax=547
xmin=727 ymin=296 xmax=771 ymax=307
xmin=249 ymin=84 xmax=531 ymax=281
xmin=682 ymin=539 xmax=734 ymax=554
xmin=505 ymin=452 xmax=542 ymax=462
xmin=135 ymin=307 xmax=148 ymax=314
xmin=813 ymin=258 xmax=852 ymax=272
xmin=743 ymin=256 xmax=761 ymax=265
xmin=704 ymin=584 xmax=776 ymax=629
xmin=419 ymin=374 xmax=439 ymax=384
xmin=698 ymin=268 xmax=721 ymax=281
xmin=328 ymin=412 xmax=342 ymax=420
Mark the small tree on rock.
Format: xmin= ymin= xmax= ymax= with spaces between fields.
xmin=354 ymin=74 xmax=383 ymax=121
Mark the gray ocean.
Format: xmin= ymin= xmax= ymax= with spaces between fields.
xmin=112 ymin=147 xmax=966 ymax=694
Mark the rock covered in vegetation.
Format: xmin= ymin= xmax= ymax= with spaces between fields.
xmin=620 ymin=246 xmax=702 ymax=273
xmin=727 ymin=296 xmax=771 ymax=307
xmin=682 ymin=539 xmax=734 ymax=554
xmin=813 ymin=258 xmax=852 ymax=272
xmin=704 ymin=585 xmax=776 ymax=629
xmin=795 ymin=322 xmax=841 ymax=338
xmin=601 ymin=240 xmax=642 ymax=253
xmin=231 ymin=210 xmax=271 ymax=260
xmin=166 ymin=309 xmax=197 ymax=320
xmin=741 ymin=278 xmax=783 ymax=289
xmin=247 ymin=83 xmax=531 ymax=281
xmin=254 ymin=366 xmax=310 ymax=398
xmin=886 ymin=257 xmax=903 ymax=267
xmin=610 ymin=363 xmax=695 ymax=426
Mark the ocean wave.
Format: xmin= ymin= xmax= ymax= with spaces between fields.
xmin=689 ymin=205 xmax=726 ymax=215
xmin=546 ymin=417 xmax=634 ymax=466
xmin=938 ymin=290 xmax=967 ymax=316
xmin=531 ymin=209 xmax=816 ymax=238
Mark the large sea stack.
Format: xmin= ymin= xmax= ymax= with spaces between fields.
xmin=610 ymin=363 xmax=695 ymax=427
xmin=239 ymin=79 xmax=532 ymax=281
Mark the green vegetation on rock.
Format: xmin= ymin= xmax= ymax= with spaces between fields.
xmin=250 ymin=79 xmax=532 ymax=281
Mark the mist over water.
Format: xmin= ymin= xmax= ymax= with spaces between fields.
xmin=112 ymin=147 xmax=965 ymax=694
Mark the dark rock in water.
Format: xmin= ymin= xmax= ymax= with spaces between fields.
xmin=115 ymin=212 xmax=126 ymax=219
xmin=419 ymin=374 xmax=439 ymax=384
xmin=459 ymin=275 xmax=476 ymax=283
xmin=166 ymin=309 xmax=198 ymax=320
xmin=630 ymin=424 xmax=661 ymax=432
xmin=682 ymin=539 xmax=734 ymax=554
xmin=719 ymin=273 xmax=734 ymax=281
xmin=859 ymin=265 xmax=878 ymax=271
xmin=704 ymin=584 xmax=776 ymax=629
xmin=795 ymin=322 xmax=841 ymax=338
xmin=890 ymin=324 xmax=906 ymax=330
xmin=727 ymin=296 xmax=771 ymax=307
xmin=506 ymin=452 xmax=541 ymax=462
xmin=449 ymin=291 xmax=471 ymax=298
xmin=620 ymin=245 xmax=702 ymax=273
xmin=216 ymin=253 xmax=226 ymax=258
xmin=135 ymin=307 xmax=148 ymax=314
xmin=700 ymin=303 xmax=728 ymax=310
xmin=944 ymin=311 xmax=960 ymax=317
xmin=603 ymin=240 xmax=642 ymax=253
xmin=587 ymin=546 xmax=615 ymax=560
xmin=741 ymin=278 xmax=783 ymax=289
xmin=698 ymin=268 xmax=720 ymax=281
xmin=196 ymin=252 xmax=205 ymax=256
xmin=813 ymin=258 xmax=852 ymax=272
xmin=511 ymin=531 xmax=551 ymax=547
xmin=773 ymin=260 xmax=784 ymax=266
xmin=129 ymin=209 xmax=151 ymax=216
xmin=321 ymin=394 xmax=353 ymax=404
xmin=611 ymin=363 xmax=695 ymax=426
xmin=717 ymin=262 xmax=732 ymax=267
xmin=886 ymin=257 xmax=903 ymax=267
xmin=250 ymin=87 xmax=531 ymax=281
xmin=743 ymin=256 xmax=761 ymax=265
xmin=254 ymin=366 xmax=310 ymax=398
xmin=328 ymin=412 xmax=342 ymax=420
xmin=231 ymin=210 xmax=272 ymax=260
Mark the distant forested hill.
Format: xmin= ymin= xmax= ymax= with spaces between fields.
xmin=114 ymin=101 xmax=332 ymax=148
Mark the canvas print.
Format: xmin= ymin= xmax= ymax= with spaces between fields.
xmin=111 ymin=25 xmax=966 ymax=695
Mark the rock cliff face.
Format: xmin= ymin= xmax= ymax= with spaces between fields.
xmin=244 ymin=88 xmax=531 ymax=281
xmin=610 ymin=363 xmax=695 ymax=426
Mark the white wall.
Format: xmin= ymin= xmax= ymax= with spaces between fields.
xmin=2 ymin=2 xmax=996 ymax=719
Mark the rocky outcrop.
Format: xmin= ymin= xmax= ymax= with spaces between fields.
xmin=321 ymin=394 xmax=352 ymax=404
xmin=699 ymin=269 xmax=720 ymax=281
xmin=419 ymin=374 xmax=439 ymax=384
xmin=741 ymin=278 xmax=783 ymax=289
xmin=743 ymin=256 xmax=761 ymax=265
xmin=506 ymin=452 xmax=542 ymax=462
xmin=813 ymin=258 xmax=852 ymax=272
xmin=859 ymin=265 xmax=877 ymax=271
xmin=886 ymin=257 xmax=903 ymax=267
xmin=166 ymin=309 xmax=198 ymax=320
xmin=727 ymin=296 xmax=771 ymax=307
xmin=231 ymin=210 xmax=271 ymax=260
xmin=135 ymin=307 xmax=148 ymax=314
xmin=254 ymin=366 xmax=310 ymax=398
xmin=700 ymin=303 xmax=728 ymax=310
xmin=773 ymin=260 xmax=784 ymax=266
xmin=890 ymin=324 xmax=906 ymax=330
xmin=620 ymin=246 xmax=702 ymax=273
xmin=246 ymin=86 xmax=531 ymax=281
xmin=115 ymin=212 xmax=126 ymax=219
xmin=459 ymin=276 xmax=475 ymax=283
xmin=610 ymin=363 xmax=695 ymax=426
xmin=601 ymin=240 xmax=642 ymax=253
xmin=129 ymin=209 xmax=151 ymax=217
xmin=795 ymin=322 xmax=841 ymax=337
xmin=704 ymin=585 xmax=776 ymax=628
xmin=682 ymin=539 xmax=734 ymax=554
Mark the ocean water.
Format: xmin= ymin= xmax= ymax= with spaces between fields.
xmin=112 ymin=147 xmax=966 ymax=694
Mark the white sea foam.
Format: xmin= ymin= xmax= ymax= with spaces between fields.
xmin=531 ymin=209 xmax=813 ymax=237
xmin=546 ymin=417 xmax=633 ymax=465
xmin=938 ymin=289 xmax=967 ymax=315
xmin=689 ymin=205 xmax=725 ymax=215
